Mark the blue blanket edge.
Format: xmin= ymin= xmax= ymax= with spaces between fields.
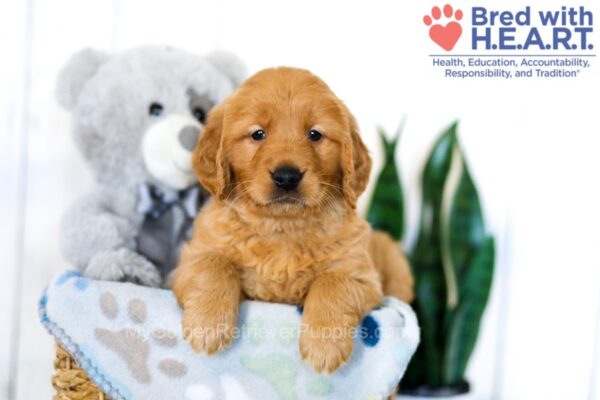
xmin=39 ymin=271 xmax=128 ymax=400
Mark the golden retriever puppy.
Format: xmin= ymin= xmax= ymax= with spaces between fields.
xmin=173 ymin=67 xmax=413 ymax=373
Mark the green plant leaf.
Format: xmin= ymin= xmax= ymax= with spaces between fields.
xmin=403 ymin=121 xmax=495 ymax=389
xmin=445 ymin=157 xmax=486 ymax=294
xmin=442 ymin=236 xmax=495 ymax=384
xmin=438 ymin=134 xmax=489 ymax=385
xmin=408 ymin=121 xmax=458 ymax=386
xmin=366 ymin=124 xmax=405 ymax=240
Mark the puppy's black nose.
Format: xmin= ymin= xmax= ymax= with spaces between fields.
xmin=271 ymin=165 xmax=303 ymax=191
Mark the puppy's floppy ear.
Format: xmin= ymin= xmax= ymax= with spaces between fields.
xmin=193 ymin=104 xmax=231 ymax=200
xmin=341 ymin=106 xmax=372 ymax=208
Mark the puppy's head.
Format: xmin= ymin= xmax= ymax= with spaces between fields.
xmin=193 ymin=67 xmax=371 ymax=216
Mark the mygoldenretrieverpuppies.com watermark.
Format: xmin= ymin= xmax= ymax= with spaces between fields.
xmin=121 ymin=322 xmax=404 ymax=342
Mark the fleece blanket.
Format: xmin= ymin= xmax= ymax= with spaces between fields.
xmin=40 ymin=271 xmax=419 ymax=400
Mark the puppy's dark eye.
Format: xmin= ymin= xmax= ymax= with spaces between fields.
xmin=251 ymin=129 xmax=266 ymax=141
xmin=308 ymin=129 xmax=323 ymax=142
xmin=192 ymin=107 xmax=206 ymax=123
xmin=149 ymin=102 xmax=163 ymax=116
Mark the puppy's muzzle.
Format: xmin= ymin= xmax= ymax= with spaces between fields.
xmin=271 ymin=165 xmax=303 ymax=192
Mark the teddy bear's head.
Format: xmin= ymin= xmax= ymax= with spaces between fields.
xmin=56 ymin=46 xmax=245 ymax=190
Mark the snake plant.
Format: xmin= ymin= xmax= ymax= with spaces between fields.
xmin=367 ymin=121 xmax=495 ymax=392
xmin=366 ymin=122 xmax=406 ymax=240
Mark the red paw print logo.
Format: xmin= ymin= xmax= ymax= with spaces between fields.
xmin=424 ymin=4 xmax=463 ymax=51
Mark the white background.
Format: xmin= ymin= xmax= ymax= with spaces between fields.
xmin=1 ymin=0 xmax=599 ymax=399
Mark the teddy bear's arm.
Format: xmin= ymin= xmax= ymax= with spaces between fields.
xmin=60 ymin=191 xmax=161 ymax=287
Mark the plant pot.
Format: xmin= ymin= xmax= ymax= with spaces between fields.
xmin=398 ymin=381 xmax=470 ymax=399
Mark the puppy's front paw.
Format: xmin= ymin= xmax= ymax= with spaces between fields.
xmin=181 ymin=298 xmax=238 ymax=355
xmin=299 ymin=321 xmax=354 ymax=373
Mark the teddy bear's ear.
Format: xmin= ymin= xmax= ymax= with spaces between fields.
xmin=55 ymin=48 xmax=109 ymax=110
xmin=205 ymin=51 xmax=247 ymax=88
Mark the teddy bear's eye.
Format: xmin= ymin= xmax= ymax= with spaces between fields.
xmin=192 ymin=107 xmax=206 ymax=123
xmin=149 ymin=102 xmax=163 ymax=117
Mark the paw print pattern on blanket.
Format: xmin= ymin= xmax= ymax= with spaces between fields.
xmin=95 ymin=292 xmax=188 ymax=384
xmin=239 ymin=316 xmax=334 ymax=399
xmin=241 ymin=353 xmax=298 ymax=400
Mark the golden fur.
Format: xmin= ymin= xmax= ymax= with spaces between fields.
xmin=173 ymin=67 xmax=413 ymax=373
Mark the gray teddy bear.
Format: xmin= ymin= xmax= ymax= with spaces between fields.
xmin=57 ymin=46 xmax=245 ymax=287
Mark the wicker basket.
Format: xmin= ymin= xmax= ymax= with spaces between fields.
xmin=52 ymin=344 xmax=108 ymax=400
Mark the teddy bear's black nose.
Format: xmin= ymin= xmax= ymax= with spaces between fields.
xmin=271 ymin=165 xmax=303 ymax=191
xmin=178 ymin=126 xmax=200 ymax=151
